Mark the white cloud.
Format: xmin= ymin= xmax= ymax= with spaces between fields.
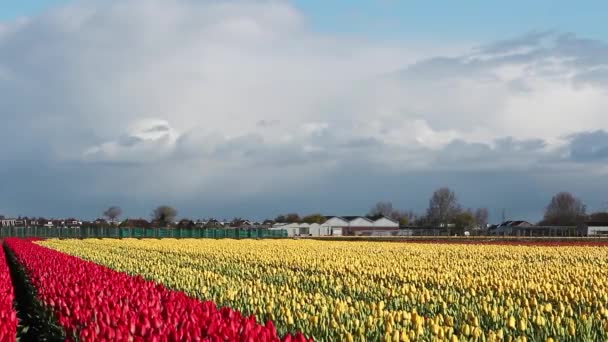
xmin=2 ymin=1 xmax=608 ymax=218
xmin=83 ymin=118 xmax=178 ymax=163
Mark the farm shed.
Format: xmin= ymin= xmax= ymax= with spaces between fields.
xmin=579 ymin=222 xmax=608 ymax=236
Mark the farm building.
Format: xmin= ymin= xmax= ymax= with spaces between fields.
xmin=270 ymin=222 xmax=330 ymax=237
xmin=321 ymin=216 xmax=399 ymax=236
xmin=579 ymin=222 xmax=608 ymax=236
xmin=489 ymin=221 xmax=578 ymax=237
xmin=270 ymin=216 xmax=399 ymax=237
xmin=270 ymin=223 xmax=300 ymax=237
xmin=488 ymin=220 xmax=533 ymax=235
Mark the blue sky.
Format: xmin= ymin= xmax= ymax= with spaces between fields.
xmin=4 ymin=0 xmax=608 ymax=41
xmin=294 ymin=1 xmax=608 ymax=41
xmin=1 ymin=0 xmax=608 ymax=221
xmin=0 ymin=0 xmax=68 ymax=20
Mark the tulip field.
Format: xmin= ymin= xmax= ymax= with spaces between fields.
xmin=30 ymin=238 xmax=608 ymax=342
xmin=3 ymin=238 xmax=310 ymax=342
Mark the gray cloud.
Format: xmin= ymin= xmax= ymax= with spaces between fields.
xmin=1 ymin=1 xmax=608 ymax=220
xmin=565 ymin=130 xmax=608 ymax=162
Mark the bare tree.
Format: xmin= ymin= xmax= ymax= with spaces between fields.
xmin=400 ymin=210 xmax=417 ymax=226
xmin=426 ymin=187 xmax=461 ymax=226
xmin=541 ymin=192 xmax=586 ymax=226
xmin=152 ymin=205 xmax=178 ymax=227
xmin=103 ymin=206 xmax=122 ymax=225
xmin=474 ymin=208 xmax=489 ymax=229
xmin=368 ymin=201 xmax=407 ymax=223
xmin=369 ymin=201 xmax=395 ymax=218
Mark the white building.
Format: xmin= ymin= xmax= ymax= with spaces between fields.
xmin=321 ymin=216 xmax=399 ymax=236
xmin=373 ymin=217 xmax=399 ymax=228
xmin=309 ymin=223 xmax=331 ymax=237
xmin=1 ymin=219 xmax=16 ymax=227
xmin=270 ymin=216 xmax=400 ymax=237
xmin=348 ymin=216 xmax=374 ymax=227
xmin=581 ymin=222 xmax=608 ymax=236
xmin=320 ymin=216 xmax=349 ymax=236
xmin=270 ymin=223 xmax=300 ymax=237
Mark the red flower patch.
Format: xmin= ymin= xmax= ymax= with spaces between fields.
xmin=0 ymin=241 xmax=17 ymax=341
xmin=5 ymin=238 xmax=311 ymax=342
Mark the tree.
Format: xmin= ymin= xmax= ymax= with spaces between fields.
xmin=152 ymin=205 xmax=177 ymax=227
xmin=285 ymin=213 xmax=300 ymax=223
xmin=274 ymin=215 xmax=286 ymax=223
xmin=426 ymin=187 xmax=461 ymax=226
xmin=177 ymin=219 xmax=195 ymax=229
xmin=368 ymin=201 xmax=412 ymax=224
xmin=369 ymin=201 xmax=396 ymax=218
xmin=474 ymin=208 xmax=489 ymax=229
xmin=103 ymin=206 xmax=122 ymax=225
xmin=401 ymin=210 xmax=417 ymax=226
xmin=302 ymin=213 xmax=325 ymax=224
xmin=588 ymin=211 xmax=608 ymax=222
xmin=540 ymin=192 xmax=586 ymax=226
xmin=453 ymin=210 xmax=476 ymax=229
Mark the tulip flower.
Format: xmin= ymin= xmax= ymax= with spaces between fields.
xmin=5 ymin=238 xmax=311 ymax=342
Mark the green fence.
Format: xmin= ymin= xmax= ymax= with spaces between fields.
xmin=0 ymin=227 xmax=288 ymax=239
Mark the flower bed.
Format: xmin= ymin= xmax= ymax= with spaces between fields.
xmin=5 ymin=238 xmax=309 ymax=341
xmin=0 ymin=241 xmax=17 ymax=341
xmin=41 ymin=238 xmax=608 ymax=341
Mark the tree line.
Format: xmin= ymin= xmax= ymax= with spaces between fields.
xmin=272 ymin=188 xmax=602 ymax=229
xmin=367 ymin=188 xmax=598 ymax=228
xmin=100 ymin=188 xmax=602 ymax=229
xmin=101 ymin=205 xmax=177 ymax=227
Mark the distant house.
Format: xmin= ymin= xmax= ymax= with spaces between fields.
xmin=66 ymin=219 xmax=83 ymax=229
xmin=1 ymin=218 xmax=16 ymax=227
xmin=94 ymin=219 xmax=109 ymax=227
xmin=228 ymin=218 xmax=251 ymax=228
xmin=14 ymin=218 xmax=27 ymax=227
xmin=28 ymin=218 xmax=45 ymax=227
xmin=205 ymin=219 xmax=223 ymax=228
xmin=177 ymin=219 xmax=195 ymax=229
xmin=1 ymin=217 xmax=37 ymax=228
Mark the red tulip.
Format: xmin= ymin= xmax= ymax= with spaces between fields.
xmin=4 ymin=238 xmax=311 ymax=342
xmin=0 ymin=240 xmax=17 ymax=342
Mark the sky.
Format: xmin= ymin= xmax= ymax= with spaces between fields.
xmin=1 ymin=0 xmax=608 ymax=222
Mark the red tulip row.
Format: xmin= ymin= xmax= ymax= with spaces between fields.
xmin=5 ymin=238 xmax=311 ymax=342
xmin=0 ymin=242 xmax=17 ymax=341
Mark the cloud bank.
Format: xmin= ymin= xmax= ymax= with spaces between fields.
xmin=1 ymin=0 xmax=608 ymax=220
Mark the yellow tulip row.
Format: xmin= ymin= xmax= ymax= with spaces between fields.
xmin=39 ymin=239 xmax=608 ymax=341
